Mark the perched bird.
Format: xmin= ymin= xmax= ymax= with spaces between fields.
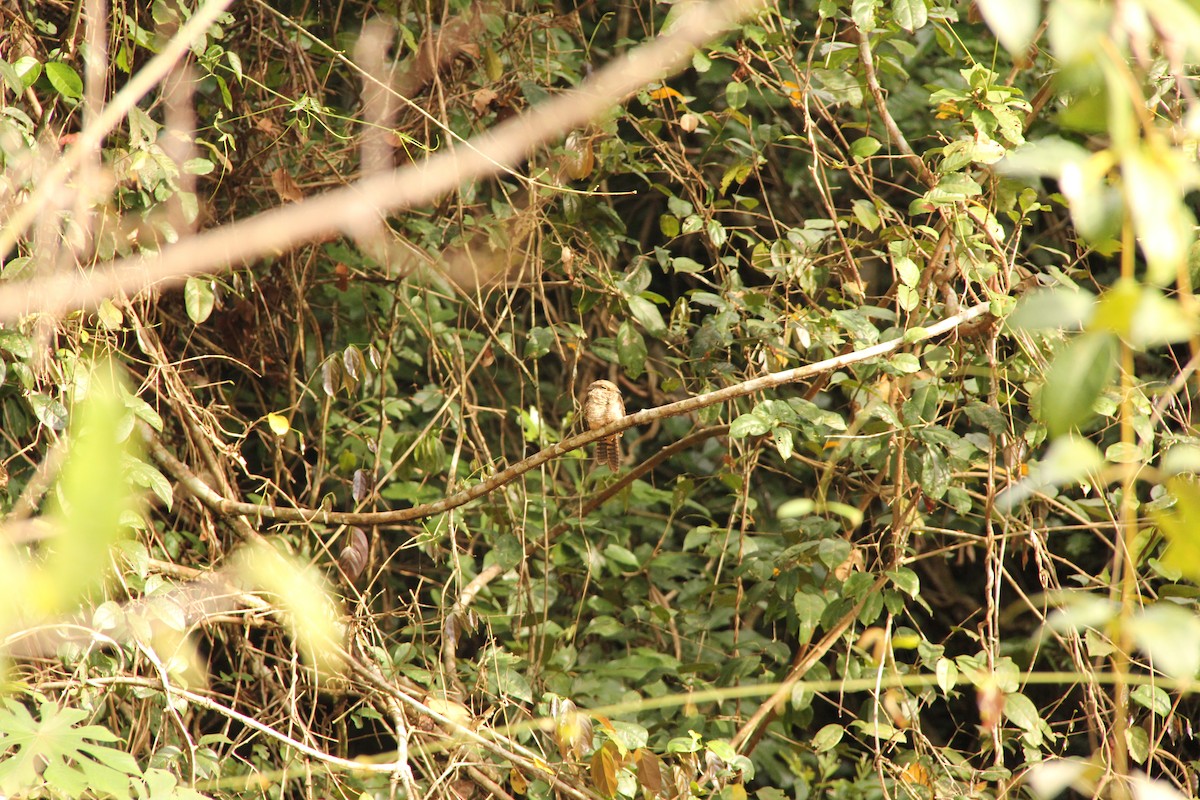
xmin=585 ymin=379 xmax=624 ymax=471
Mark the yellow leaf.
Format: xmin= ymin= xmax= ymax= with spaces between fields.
xmin=509 ymin=768 xmax=528 ymax=795
xmin=901 ymin=761 xmax=931 ymax=788
xmin=267 ymin=412 xmax=290 ymax=437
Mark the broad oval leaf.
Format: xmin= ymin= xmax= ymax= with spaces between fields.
xmin=45 ymin=61 xmax=83 ymax=99
xmin=812 ymin=723 xmax=844 ymax=753
xmin=627 ymin=295 xmax=666 ymax=335
xmin=267 ymin=412 xmax=290 ymax=436
xmin=1008 ymin=287 xmax=1096 ymax=332
xmin=892 ymin=0 xmax=928 ymax=32
xmin=725 ymin=81 xmax=749 ymax=110
xmin=590 ymin=743 xmax=619 ymax=798
xmin=338 ymin=527 xmax=370 ymax=580
xmin=184 ymin=277 xmax=215 ymax=324
xmin=28 ymin=393 xmax=68 ymax=431
xmin=1039 ymin=332 xmax=1117 ymax=436
xmin=343 ymin=344 xmax=366 ymax=381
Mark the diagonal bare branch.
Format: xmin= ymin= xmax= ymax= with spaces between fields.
xmin=0 ymin=0 xmax=766 ymax=322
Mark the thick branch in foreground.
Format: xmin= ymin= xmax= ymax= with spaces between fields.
xmin=149 ymin=301 xmax=995 ymax=529
xmin=0 ymin=0 xmax=765 ymax=322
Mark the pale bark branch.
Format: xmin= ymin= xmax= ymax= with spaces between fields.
xmin=0 ymin=0 xmax=765 ymax=322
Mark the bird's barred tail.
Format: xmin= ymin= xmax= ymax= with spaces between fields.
xmin=595 ymin=439 xmax=619 ymax=472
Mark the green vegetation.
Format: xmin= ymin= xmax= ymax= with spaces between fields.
xmin=2 ymin=0 xmax=1200 ymax=797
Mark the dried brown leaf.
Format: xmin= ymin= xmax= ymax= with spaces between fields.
xmin=338 ymin=526 xmax=370 ymax=580
xmin=270 ymin=167 xmax=304 ymax=202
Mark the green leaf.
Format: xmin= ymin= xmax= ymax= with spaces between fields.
xmin=124 ymin=454 xmax=173 ymax=510
xmin=852 ymin=199 xmax=880 ymax=231
xmin=1105 ymin=442 xmax=1142 ymax=464
xmin=2 ymin=256 xmax=35 ymax=281
xmin=1130 ymin=684 xmax=1171 ymax=717
xmin=44 ymin=62 xmax=83 ymax=99
xmin=925 ymin=173 xmax=982 ymax=203
xmin=793 ymin=591 xmax=825 ymax=643
xmin=0 ymin=700 xmax=139 ymax=798
xmin=1162 ymin=445 xmax=1200 ymax=476
xmin=617 ymin=321 xmax=647 ymax=379
xmin=1091 ymin=280 xmax=1196 ymax=348
xmin=628 ymin=295 xmax=666 ymax=335
xmin=725 ymin=81 xmax=749 ymax=110
xmin=730 ymin=413 xmax=771 ymax=438
xmin=1125 ymin=726 xmax=1149 ymax=765
xmin=0 ymin=61 xmax=21 ymax=93
xmin=184 ymin=277 xmax=215 ymax=324
xmin=887 ymin=567 xmax=920 ymax=597
xmin=812 ymin=724 xmax=844 ymax=753
xmin=777 ymin=498 xmax=815 ymax=518
xmin=0 ymin=329 xmax=33 ymax=359
xmin=936 ymin=658 xmax=957 ymax=693
xmin=851 ymin=136 xmax=882 ymax=160
xmin=97 ymin=299 xmax=123 ymax=330
xmin=13 ymin=56 xmax=41 ymax=90
xmin=183 ymin=157 xmax=215 ymax=175
xmin=525 ymin=327 xmax=553 ymax=359
xmin=852 ymin=0 xmax=877 ymax=31
xmin=1003 ymin=692 xmax=1046 ymax=744
xmin=893 ymin=255 xmax=919 ymax=287
xmin=604 ymin=543 xmax=641 ymax=571
xmin=772 ymin=427 xmax=793 ymax=461
xmin=892 ymin=0 xmax=927 ymax=32
xmin=123 ymin=392 xmax=163 ymax=432
xmin=1156 ymin=478 xmax=1200 ymax=584
xmin=671 ymin=256 xmax=705 ymax=274
xmin=1039 ymin=332 xmax=1117 ymax=436
xmin=28 ymin=393 xmax=68 ymax=431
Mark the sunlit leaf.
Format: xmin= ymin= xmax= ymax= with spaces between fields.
xmin=590 ymin=742 xmax=619 ymax=798
xmin=1126 ymin=603 xmax=1200 ymax=679
xmin=1008 ymin=287 xmax=1096 ymax=332
xmin=44 ymin=62 xmax=83 ymax=99
xmin=892 ymin=0 xmax=927 ymax=32
xmin=974 ymin=0 xmax=1039 ymax=54
xmin=1039 ymin=332 xmax=1116 ymax=436
xmin=184 ymin=277 xmax=215 ymax=324
xmin=267 ymin=412 xmax=290 ymax=436
xmin=28 ymin=393 xmax=68 ymax=431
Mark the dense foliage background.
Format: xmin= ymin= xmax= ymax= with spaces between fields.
xmin=3 ymin=0 xmax=1200 ymax=798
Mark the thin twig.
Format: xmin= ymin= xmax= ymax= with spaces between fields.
xmin=852 ymin=24 xmax=935 ymax=186
xmin=731 ymin=575 xmax=887 ymax=754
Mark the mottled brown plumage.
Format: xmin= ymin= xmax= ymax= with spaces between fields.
xmin=585 ymin=379 xmax=624 ymax=471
